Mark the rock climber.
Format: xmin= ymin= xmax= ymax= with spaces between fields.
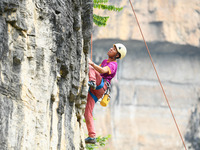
xmin=84 ymin=43 xmax=127 ymax=144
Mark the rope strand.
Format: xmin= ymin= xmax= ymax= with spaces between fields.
xmin=128 ymin=1 xmax=187 ymax=150
xmin=91 ymin=34 xmax=93 ymax=61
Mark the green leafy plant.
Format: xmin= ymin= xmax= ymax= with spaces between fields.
xmin=96 ymin=134 xmax=111 ymax=147
xmin=86 ymin=135 xmax=111 ymax=150
xmin=93 ymin=0 xmax=123 ymax=26
xmin=86 ymin=143 xmax=98 ymax=150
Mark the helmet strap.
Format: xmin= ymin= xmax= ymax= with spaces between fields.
xmin=109 ymin=53 xmax=118 ymax=60
xmin=114 ymin=52 xmax=120 ymax=59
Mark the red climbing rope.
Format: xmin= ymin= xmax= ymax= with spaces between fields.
xmin=91 ymin=34 xmax=93 ymax=61
xmin=128 ymin=1 xmax=187 ymax=150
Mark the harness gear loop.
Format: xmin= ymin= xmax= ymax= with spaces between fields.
xmin=100 ymin=81 xmax=111 ymax=107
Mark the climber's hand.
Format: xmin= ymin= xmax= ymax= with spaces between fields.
xmin=88 ymin=58 xmax=94 ymax=66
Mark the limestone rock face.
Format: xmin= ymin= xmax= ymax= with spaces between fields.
xmin=92 ymin=39 xmax=200 ymax=150
xmin=93 ymin=0 xmax=200 ymax=47
xmin=0 ymin=0 xmax=92 ymax=149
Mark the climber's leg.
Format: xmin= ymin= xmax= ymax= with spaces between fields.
xmin=84 ymin=65 xmax=108 ymax=139
xmin=84 ymin=92 xmax=96 ymax=138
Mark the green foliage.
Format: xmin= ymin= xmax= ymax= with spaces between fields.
xmin=93 ymin=14 xmax=109 ymax=26
xmin=93 ymin=0 xmax=123 ymax=27
xmin=93 ymin=0 xmax=108 ymax=4
xmin=86 ymin=143 xmax=98 ymax=150
xmin=86 ymin=135 xmax=111 ymax=150
xmin=93 ymin=4 xmax=123 ymax=11
xmin=96 ymin=135 xmax=111 ymax=147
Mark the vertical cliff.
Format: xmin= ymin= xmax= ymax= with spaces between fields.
xmin=0 ymin=0 xmax=92 ymax=149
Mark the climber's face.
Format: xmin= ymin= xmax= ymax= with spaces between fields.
xmin=107 ymin=46 xmax=118 ymax=58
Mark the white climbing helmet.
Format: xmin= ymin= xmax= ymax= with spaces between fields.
xmin=114 ymin=43 xmax=127 ymax=59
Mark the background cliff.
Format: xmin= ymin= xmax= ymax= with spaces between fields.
xmin=93 ymin=0 xmax=200 ymax=47
xmin=0 ymin=0 xmax=92 ymax=149
xmin=91 ymin=0 xmax=200 ymax=150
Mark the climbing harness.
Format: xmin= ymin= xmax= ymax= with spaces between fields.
xmin=89 ymin=78 xmax=111 ymax=107
xmin=128 ymin=0 xmax=187 ymax=150
xmin=89 ymin=78 xmax=104 ymax=103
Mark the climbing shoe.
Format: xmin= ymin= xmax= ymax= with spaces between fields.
xmin=85 ymin=137 xmax=96 ymax=144
xmin=88 ymin=81 xmax=96 ymax=90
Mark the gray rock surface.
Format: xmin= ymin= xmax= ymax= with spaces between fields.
xmin=0 ymin=0 xmax=92 ymax=149
xmin=91 ymin=39 xmax=200 ymax=150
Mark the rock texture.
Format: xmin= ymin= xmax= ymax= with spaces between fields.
xmin=91 ymin=39 xmax=200 ymax=150
xmin=93 ymin=0 xmax=200 ymax=47
xmin=0 ymin=0 xmax=92 ymax=149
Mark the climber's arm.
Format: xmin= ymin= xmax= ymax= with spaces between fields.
xmin=89 ymin=59 xmax=109 ymax=74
